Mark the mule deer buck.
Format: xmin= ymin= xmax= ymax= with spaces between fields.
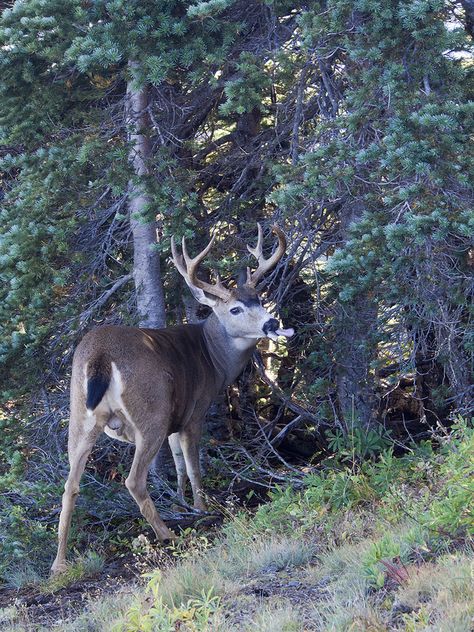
xmin=51 ymin=223 xmax=293 ymax=574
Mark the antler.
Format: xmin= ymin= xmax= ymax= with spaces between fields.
xmin=246 ymin=223 xmax=287 ymax=287
xmin=170 ymin=233 xmax=232 ymax=301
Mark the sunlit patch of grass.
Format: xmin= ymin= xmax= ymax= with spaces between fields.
xmin=396 ymin=549 xmax=474 ymax=632
xmin=0 ymin=603 xmax=50 ymax=632
xmin=148 ymin=530 xmax=315 ymax=610
xmin=218 ymin=534 xmax=316 ymax=579
xmin=93 ymin=530 xmax=315 ymax=631
xmin=0 ymin=606 xmax=20 ymax=631
xmin=303 ymin=539 xmax=387 ymax=630
xmin=316 ymin=604 xmax=388 ymax=632
xmin=113 ymin=571 xmax=223 ymax=632
xmin=59 ymin=590 xmax=136 ymax=632
xmin=301 ymin=536 xmax=474 ymax=631
xmin=157 ymin=558 xmax=226 ymax=608
xmin=246 ymin=599 xmax=305 ymax=632
xmin=42 ymin=551 xmax=104 ymax=593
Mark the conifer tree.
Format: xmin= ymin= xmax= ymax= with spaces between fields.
xmin=0 ymin=0 xmax=472 ymax=577
xmin=275 ymin=0 xmax=473 ymax=424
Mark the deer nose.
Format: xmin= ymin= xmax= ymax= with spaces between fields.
xmin=263 ymin=318 xmax=280 ymax=335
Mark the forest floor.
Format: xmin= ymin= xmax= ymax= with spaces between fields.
xmin=0 ymin=547 xmax=326 ymax=630
xmin=1 ymin=421 xmax=473 ymax=631
xmin=2 ymin=516 xmax=473 ymax=632
xmin=0 ymin=555 xmax=137 ymax=628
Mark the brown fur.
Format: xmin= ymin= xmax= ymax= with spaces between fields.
xmin=51 ymin=308 xmax=274 ymax=575
xmin=51 ymin=227 xmax=288 ymax=575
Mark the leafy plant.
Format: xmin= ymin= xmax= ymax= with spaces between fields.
xmin=326 ymin=425 xmax=393 ymax=461
xmin=362 ymin=535 xmax=402 ymax=589
xmin=423 ymin=418 xmax=474 ymax=539
xmin=117 ymin=570 xmax=221 ymax=632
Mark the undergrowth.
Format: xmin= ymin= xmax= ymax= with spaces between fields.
xmin=253 ymin=417 xmax=473 ymax=544
xmin=108 ymin=417 xmax=473 ymax=631
xmin=3 ymin=418 xmax=473 ymax=631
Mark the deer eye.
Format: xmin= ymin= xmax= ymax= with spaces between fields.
xmin=230 ymin=306 xmax=243 ymax=315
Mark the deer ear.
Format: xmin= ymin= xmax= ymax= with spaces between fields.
xmin=185 ymin=280 xmax=217 ymax=307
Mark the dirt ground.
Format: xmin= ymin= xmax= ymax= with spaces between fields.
xmin=0 ymin=554 xmax=327 ymax=631
xmin=0 ymin=484 xmax=270 ymax=630
xmin=0 ymin=555 xmax=139 ymax=629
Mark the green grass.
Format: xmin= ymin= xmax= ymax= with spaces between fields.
xmin=42 ymin=550 xmax=105 ymax=593
xmin=59 ymin=591 xmax=136 ymax=632
xmin=247 ymin=602 xmax=306 ymax=632
xmin=7 ymin=418 xmax=474 ymax=631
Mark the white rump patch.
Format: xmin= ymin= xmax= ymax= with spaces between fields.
xmin=84 ymin=361 xmax=141 ymax=444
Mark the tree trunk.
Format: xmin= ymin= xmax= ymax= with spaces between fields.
xmin=125 ymin=61 xmax=166 ymax=328
xmin=334 ymin=202 xmax=378 ymax=429
xmin=126 ymin=61 xmax=168 ymax=479
xmin=335 ymin=295 xmax=378 ymax=429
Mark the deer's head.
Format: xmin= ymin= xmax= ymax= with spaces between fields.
xmin=171 ymin=224 xmax=294 ymax=343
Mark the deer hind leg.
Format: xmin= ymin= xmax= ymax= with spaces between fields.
xmin=51 ymin=424 xmax=99 ymax=575
xmin=168 ymin=432 xmax=188 ymax=502
xmin=125 ymin=434 xmax=176 ymax=543
xmin=179 ymin=426 xmax=207 ymax=512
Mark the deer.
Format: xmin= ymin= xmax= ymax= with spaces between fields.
xmin=51 ymin=223 xmax=293 ymax=575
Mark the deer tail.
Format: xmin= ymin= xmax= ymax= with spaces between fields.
xmin=86 ymin=355 xmax=111 ymax=410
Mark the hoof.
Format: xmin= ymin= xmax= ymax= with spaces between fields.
xmin=162 ymin=533 xmax=179 ymax=546
xmin=159 ymin=528 xmax=178 ymax=546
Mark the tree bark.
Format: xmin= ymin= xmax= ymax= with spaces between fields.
xmin=334 ymin=202 xmax=378 ymax=429
xmin=335 ymin=295 xmax=378 ymax=429
xmin=126 ymin=61 xmax=166 ymax=328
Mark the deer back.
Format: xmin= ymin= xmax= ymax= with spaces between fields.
xmin=71 ymin=323 xmax=224 ymax=436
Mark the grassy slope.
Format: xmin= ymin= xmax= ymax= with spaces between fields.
xmin=2 ymin=420 xmax=473 ymax=631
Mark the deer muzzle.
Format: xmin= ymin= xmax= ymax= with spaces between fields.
xmin=263 ymin=319 xmax=294 ymax=341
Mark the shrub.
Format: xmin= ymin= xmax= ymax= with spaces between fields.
xmin=326 ymin=425 xmax=393 ymax=461
xmin=116 ymin=570 xmax=221 ymax=632
xmin=423 ymin=418 xmax=474 ymax=540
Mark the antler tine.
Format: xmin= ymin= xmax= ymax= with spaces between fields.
xmin=181 ymin=233 xmax=215 ymax=274
xmin=215 ymin=272 xmax=229 ymax=295
xmin=246 ymin=223 xmax=287 ymax=287
xmin=245 ymin=267 xmax=252 ymax=285
xmin=171 ymin=233 xmax=231 ymax=301
xmin=247 ymin=222 xmax=264 ymax=262
xmin=170 ymin=235 xmax=187 ymax=278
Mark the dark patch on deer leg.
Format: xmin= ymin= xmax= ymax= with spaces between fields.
xmin=125 ymin=437 xmax=176 ymax=542
xmin=51 ymin=426 xmax=99 ymax=575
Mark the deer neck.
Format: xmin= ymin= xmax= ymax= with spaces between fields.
xmin=202 ymin=313 xmax=257 ymax=388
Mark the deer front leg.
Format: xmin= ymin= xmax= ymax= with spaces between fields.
xmin=179 ymin=425 xmax=207 ymax=512
xmin=168 ymin=432 xmax=188 ymax=502
xmin=125 ymin=434 xmax=177 ymax=543
xmin=51 ymin=426 xmax=99 ymax=575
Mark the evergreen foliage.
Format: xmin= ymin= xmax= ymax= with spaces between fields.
xmin=0 ymin=0 xmax=472 ymax=583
